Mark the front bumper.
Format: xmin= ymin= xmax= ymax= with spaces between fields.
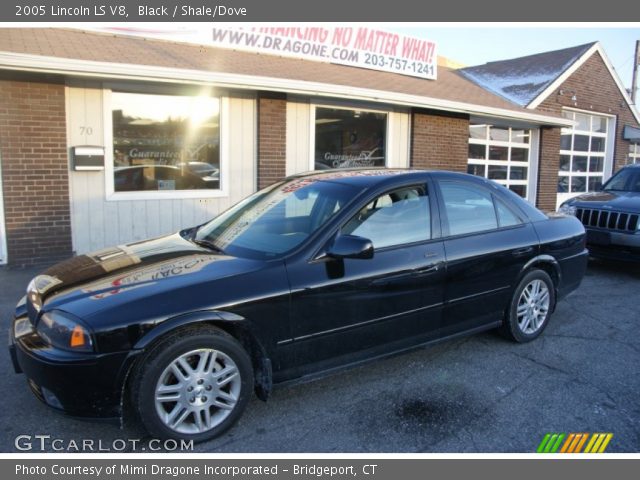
xmin=9 ymin=316 xmax=133 ymax=419
xmin=585 ymin=228 xmax=640 ymax=261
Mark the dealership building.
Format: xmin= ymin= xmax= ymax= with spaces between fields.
xmin=0 ymin=28 xmax=639 ymax=266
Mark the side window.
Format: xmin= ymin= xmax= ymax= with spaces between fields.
xmin=342 ymin=186 xmax=430 ymax=248
xmin=495 ymin=198 xmax=522 ymax=228
xmin=439 ymin=181 xmax=498 ymax=235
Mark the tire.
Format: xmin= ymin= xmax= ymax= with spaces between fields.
xmin=131 ymin=326 xmax=253 ymax=443
xmin=500 ymin=269 xmax=555 ymax=343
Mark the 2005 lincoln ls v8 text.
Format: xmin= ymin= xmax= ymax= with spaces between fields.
xmin=9 ymin=169 xmax=589 ymax=442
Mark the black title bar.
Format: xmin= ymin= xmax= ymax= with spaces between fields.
xmin=3 ymin=0 xmax=640 ymax=21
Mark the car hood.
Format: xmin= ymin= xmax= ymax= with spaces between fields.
xmin=25 ymin=232 xmax=267 ymax=325
xmin=566 ymin=190 xmax=640 ymax=213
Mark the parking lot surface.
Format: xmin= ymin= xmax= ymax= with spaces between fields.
xmin=1 ymin=259 xmax=638 ymax=452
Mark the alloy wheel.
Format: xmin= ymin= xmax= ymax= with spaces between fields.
xmin=516 ymin=279 xmax=550 ymax=335
xmin=154 ymin=348 xmax=241 ymax=435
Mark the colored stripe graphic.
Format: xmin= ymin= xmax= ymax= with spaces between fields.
xmin=537 ymin=433 xmax=565 ymax=453
xmin=538 ymin=433 xmax=612 ymax=453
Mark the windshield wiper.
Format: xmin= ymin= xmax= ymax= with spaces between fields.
xmin=192 ymin=238 xmax=225 ymax=254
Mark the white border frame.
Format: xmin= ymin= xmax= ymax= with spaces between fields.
xmin=308 ymin=102 xmax=391 ymax=171
xmin=102 ymin=88 xmax=230 ymax=201
xmin=0 ymin=149 xmax=7 ymax=265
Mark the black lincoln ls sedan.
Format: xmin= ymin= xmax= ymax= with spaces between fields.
xmin=9 ymin=169 xmax=588 ymax=442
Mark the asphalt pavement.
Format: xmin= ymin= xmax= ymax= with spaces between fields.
xmin=1 ymin=259 xmax=638 ymax=453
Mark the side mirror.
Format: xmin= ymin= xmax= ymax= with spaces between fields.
xmin=326 ymin=235 xmax=374 ymax=260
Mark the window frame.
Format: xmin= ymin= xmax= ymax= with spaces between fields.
xmin=336 ymin=183 xmax=436 ymax=253
xmin=434 ymin=179 xmax=526 ymax=239
xmin=309 ymin=103 xmax=390 ymax=172
xmin=103 ymin=87 xmax=230 ymax=201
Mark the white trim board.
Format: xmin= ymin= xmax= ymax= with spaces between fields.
xmin=527 ymin=42 xmax=640 ymax=125
xmin=0 ymin=51 xmax=573 ymax=128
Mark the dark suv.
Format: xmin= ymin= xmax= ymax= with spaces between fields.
xmin=559 ymin=163 xmax=640 ymax=261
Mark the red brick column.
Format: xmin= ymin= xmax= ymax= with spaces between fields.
xmin=536 ymin=127 xmax=561 ymax=212
xmin=410 ymin=110 xmax=469 ymax=172
xmin=0 ymin=79 xmax=73 ymax=266
xmin=257 ymin=93 xmax=287 ymax=189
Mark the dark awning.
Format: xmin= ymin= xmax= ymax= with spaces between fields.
xmin=623 ymin=124 xmax=640 ymax=142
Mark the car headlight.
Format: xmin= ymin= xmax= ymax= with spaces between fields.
xmin=36 ymin=311 xmax=94 ymax=352
xmin=558 ymin=203 xmax=577 ymax=216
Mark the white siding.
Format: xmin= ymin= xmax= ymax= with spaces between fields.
xmin=286 ymin=98 xmax=410 ymax=175
xmin=286 ymin=98 xmax=312 ymax=175
xmin=387 ymin=110 xmax=411 ymax=169
xmin=66 ymin=83 xmax=256 ymax=255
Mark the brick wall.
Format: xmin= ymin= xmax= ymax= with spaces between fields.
xmin=410 ymin=110 xmax=470 ymax=172
xmin=0 ymin=79 xmax=73 ymax=266
xmin=536 ymin=127 xmax=562 ymax=212
xmin=257 ymin=93 xmax=287 ymax=189
xmin=535 ymin=51 xmax=640 ymax=209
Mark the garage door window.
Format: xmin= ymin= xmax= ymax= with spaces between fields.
xmin=629 ymin=143 xmax=640 ymax=164
xmin=314 ymin=107 xmax=387 ymax=170
xmin=467 ymin=124 xmax=531 ymax=198
xmin=111 ymin=92 xmax=220 ymax=192
xmin=558 ymin=111 xmax=608 ymax=194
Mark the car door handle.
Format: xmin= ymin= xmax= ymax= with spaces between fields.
xmin=512 ymin=246 xmax=534 ymax=257
xmin=413 ymin=262 xmax=442 ymax=275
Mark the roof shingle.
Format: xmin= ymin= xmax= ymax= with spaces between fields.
xmin=459 ymin=43 xmax=596 ymax=107
xmin=0 ymin=28 xmax=558 ymax=119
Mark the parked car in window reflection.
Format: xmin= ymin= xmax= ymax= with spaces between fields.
xmin=177 ymin=162 xmax=220 ymax=179
xmin=10 ymin=169 xmax=588 ymax=443
xmin=114 ymin=165 xmax=219 ymax=191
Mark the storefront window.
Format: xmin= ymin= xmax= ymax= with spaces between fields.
xmin=314 ymin=107 xmax=386 ymax=170
xmin=467 ymin=124 xmax=531 ymax=198
xmin=557 ymin=110 xmax=608 ymax=195
xmin=629 ymin=143 xmax=640 ymax=164
xmin=111 ymin=92 xmax=220 ymax=192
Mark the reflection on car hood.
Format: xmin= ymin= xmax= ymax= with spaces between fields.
xmin=567 ymin=190 xmax=640 ymax=213
xmin=26 ymin=233 xmax=265 ymax=323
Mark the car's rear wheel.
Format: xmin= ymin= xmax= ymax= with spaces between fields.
xmin=132 ymin=326 xmax=253 ymax=442
xmin=500 ymin=269 xmax=555 ymax=343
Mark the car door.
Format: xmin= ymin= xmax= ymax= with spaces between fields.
xmin=434 ymin=177 xmax=538 ymax=336
xmin=285 ymin=182 xmax=446 ymax=374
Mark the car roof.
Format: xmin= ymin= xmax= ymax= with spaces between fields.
xmin=285 ymin=168 xmax=547 ymax=221
xmin=286 ymin=168 xmax=435 ymax=188
xmin=285 ymin=167 xmax=506 ymax=188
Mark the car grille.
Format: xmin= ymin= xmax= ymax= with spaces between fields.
xmin=576 ymin=208 xmax=639 ymax=232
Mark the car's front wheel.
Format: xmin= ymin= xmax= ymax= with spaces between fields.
xmin=132 ymin=326 xmax=253 ymax=442
xmin=500 ymin=269 xmax=555 ymax=343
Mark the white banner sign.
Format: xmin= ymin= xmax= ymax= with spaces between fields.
xmin=211 ymin=27 xmax=437 ymax=80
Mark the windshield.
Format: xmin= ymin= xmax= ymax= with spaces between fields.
xmin=195 ymin=178 xmax=360 ymax=259
xmin=603 ymin=168 xmax=640 ymax=193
